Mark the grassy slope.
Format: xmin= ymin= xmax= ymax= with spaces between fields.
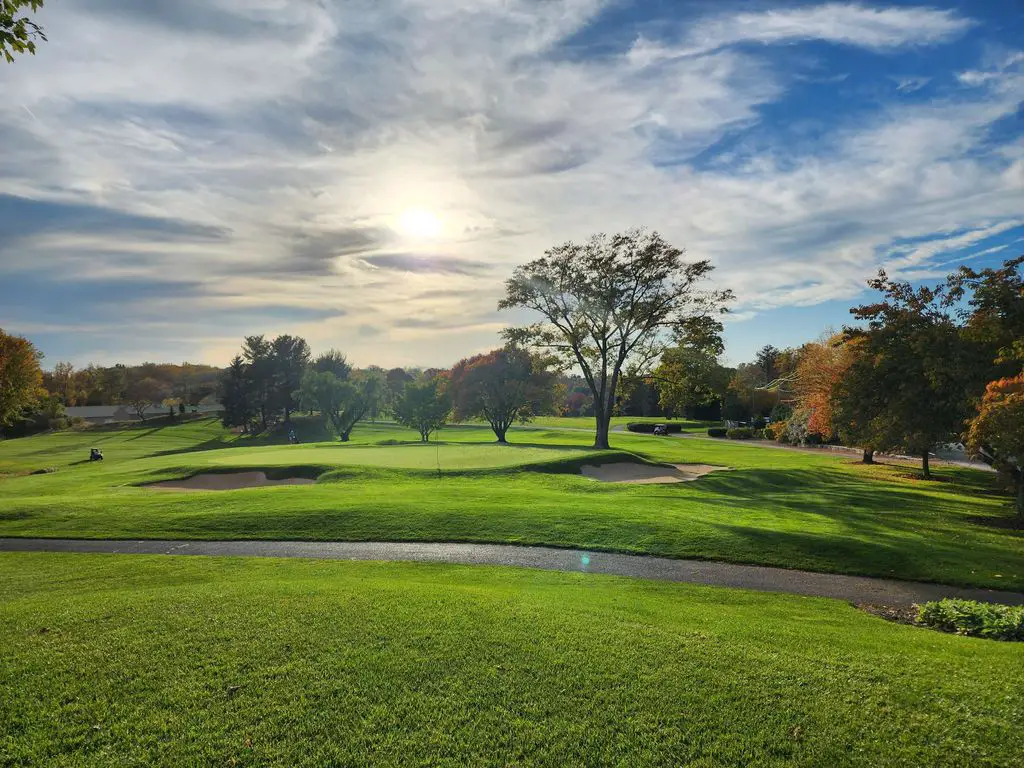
xmin=0 ymin=418 xmax=1021 ymax=589
xmin=1 ymin=553 xmax=1022 ymax=767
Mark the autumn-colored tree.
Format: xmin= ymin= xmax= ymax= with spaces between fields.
xmin=966 ymin=374 xmax=1024 ymax=518
xmin=0 ymin=328 xmax=44 ymax=428
xmin=794 ymin=333 xmax=856 ymax=440
xmin=449 ymin=347 xmax=557 ymax=442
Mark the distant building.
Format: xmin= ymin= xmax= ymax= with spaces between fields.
xmin=65 ymin=404 xmax=222 ymax=425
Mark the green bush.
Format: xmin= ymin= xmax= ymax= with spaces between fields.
xmin=726 ymin=427 xmax=754 ymax=440
xmin=707 ymin=427 xmax=728 ymax=438
xmin=916 ymin=599 xmax=1024 ymax=641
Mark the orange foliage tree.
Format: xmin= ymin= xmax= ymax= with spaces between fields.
xmin=793 ymin=333 xmax=855 ymax=440
xmin=966 ymin=374 xmax=1024 ymax=518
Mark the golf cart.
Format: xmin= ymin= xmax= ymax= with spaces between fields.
xmin=652 ymin=424 xmax=668 ymax=436
xmin=89 ymin=448 xmax=104 ymax=461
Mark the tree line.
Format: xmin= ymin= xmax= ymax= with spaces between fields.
xmin=218 ymin=336 xmax=559 ymax=444
xmin=2 ymin=230 xmax=1019 ymax=514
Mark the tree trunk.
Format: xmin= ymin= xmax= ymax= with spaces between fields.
xmin=594 ymin=413 xmax=611 ymax=450
xmin=862 ymin=448 xmax=874 ymax=464
xmin=339 ymin=430 xmax=351 ymax=442
xmin=494 ymin=426 xmax=507 ymax=443
xmin=921 ymin=450 xmax=930 ymax=480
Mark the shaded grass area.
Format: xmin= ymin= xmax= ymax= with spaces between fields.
xmin=0 ymin=419 xmax=1021 ymax=589
xmin=2 ymin=553 xmax=1022 ymax=767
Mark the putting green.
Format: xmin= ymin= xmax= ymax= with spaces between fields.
xmin=201 ymin=442 xmax=596 ymax=470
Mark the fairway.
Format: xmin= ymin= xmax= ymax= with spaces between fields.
xmin=0 ymin=418 xmax=1022 ymax=589
xmin=201 ymin=441 xmax=594 ymax=470
xmin=2 ymin=553 xmax=1022 ymax=767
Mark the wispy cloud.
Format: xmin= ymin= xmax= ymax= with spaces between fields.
xmin=0 ymin=1 xmax=1020 ymax=366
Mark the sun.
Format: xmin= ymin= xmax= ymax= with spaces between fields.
xmin=397 ymin=209 xmax=443 ymax=238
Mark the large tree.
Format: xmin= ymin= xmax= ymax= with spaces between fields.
xmin=220 ymin=356 xmax=253 ymax=431
xmin=654 ymin=345 xmax=731 ymax=418
xmin=270 ymin=335 xmax=311 ymax=423
xmin=242 ymin=335 xmax=275 ymax=431
xmin=296 ymin=370 xmax=380 ymax=442
xmin=123 ymin=375 xmax=165 ymax=421
xmin=449 ymin=347 xmax=557 ymax=442
xmin=0 ymin=328 xmax=43 ymax=429
xmin=841 ymin=271 xmax=974 ymax=478
xmin=500 ymin=229 xmax=731 ymax=449
xmin=394 ymin=375 xmax=451 ymax=442
xmin=947 ymin=255 xmax=1024 ymax=374
xmin=1 ymin=0 xmax=45 ymax=63
xmin=966 ymin=374 xmax=1024 ymax=518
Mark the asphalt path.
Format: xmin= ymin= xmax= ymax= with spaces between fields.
xmin=3 ymin=538 xmax=1021 ymax=607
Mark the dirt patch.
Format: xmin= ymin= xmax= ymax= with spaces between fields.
xmin=580 ymin=462 xmax=731 ymax=484
xmin=856 ymin=603 xmax=920 ymax=626
xmin=148 ymin=472 xmax=316 ymax=491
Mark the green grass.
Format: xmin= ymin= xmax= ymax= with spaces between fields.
xmin=0 ymin=418 xmax=1022 ymax=589
xmin=2 ymin=553 xmax=1022 ymax=767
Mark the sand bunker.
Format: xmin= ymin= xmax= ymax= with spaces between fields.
xmin=148 ymin=472 xmax=316 ymax=491
xmin=580 ymin=463 xmax=731 ymax=484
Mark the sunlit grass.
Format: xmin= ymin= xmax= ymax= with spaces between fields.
xmin=1 ymin=553 xmax=1021 ymax=766
xmin=0 ymin=417 xmax=1021 ymax=589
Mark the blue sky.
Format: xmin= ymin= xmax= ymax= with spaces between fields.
xmin=0 ymin=0 xmax=1021 ymax=368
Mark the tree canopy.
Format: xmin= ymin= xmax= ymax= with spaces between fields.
xmin=394 ymin=375 xmax=451 ymax=442
xmin=966 ymin=374 xmax=1024 ymax=517
xmin=296 ymin=369 xmax=380 ymax=442
xmin=0 ymin=328 xmax=43 ymax=429
xmin=500 ymin=228 xmax=731 ymax=449
xmin=449 ymin=347 xmax=557 ymax=442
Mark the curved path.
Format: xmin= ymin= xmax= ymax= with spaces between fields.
xmin=3 ymin=537 xmax=1022 ymax=607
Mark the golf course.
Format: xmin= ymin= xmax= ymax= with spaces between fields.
xmin=1 ymin=417 xmax=1023 ymax=765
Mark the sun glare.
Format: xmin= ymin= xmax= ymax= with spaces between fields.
xmin=397 ymin=208 xmax=443 ymax=238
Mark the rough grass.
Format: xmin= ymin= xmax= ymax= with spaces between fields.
xmin=2 ymin=553 xmax=1022 ymax=767
xmin=0 ymin=418 xmax=1021 ymax=589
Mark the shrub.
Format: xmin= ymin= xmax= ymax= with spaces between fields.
xmin=767 ymin=421 xmax=788 ymax=442
xmin=916 ymin=599 xmax=1024 ymax=641
xmin=48 ymin=417 xmax=68 ymax=431
xmin=770 ymin=403 xmax=793 ymax=423
xmin=751 ymin=429 xmax=766 ymax=440
xmin=707 ymin=427 xmax=728 ymax=438
xmin=625 ymin=422 xmax=683 ymax=434
xmin=726 ymin=427 xmax=754 ymax=440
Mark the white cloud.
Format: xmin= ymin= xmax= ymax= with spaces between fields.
xmin=629 ymin=3 xmax=972 ymax=66
xmin=0 ymin=2 xmax=1021 ymax=367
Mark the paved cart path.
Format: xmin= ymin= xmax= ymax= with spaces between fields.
xmin=3 ymin=538 xmax=1022 ymax=607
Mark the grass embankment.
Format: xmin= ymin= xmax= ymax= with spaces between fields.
xmin=1 ymin=553 xmax=1021 ymax=767
xmin=0 ymin=418 xmax=1021 ymax=589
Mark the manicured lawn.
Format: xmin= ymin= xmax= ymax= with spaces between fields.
xmin=0 ymin=418 xmax=1021 ymax=589
xmin=1 ymin=553 xmax=1021 ymax=767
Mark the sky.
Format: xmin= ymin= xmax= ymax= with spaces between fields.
xmin=0 ymin=0 xmax=1021 ymax=370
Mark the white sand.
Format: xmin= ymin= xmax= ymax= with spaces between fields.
xmin=148 ymin=472 xmax=316 ymax=491
xmin=580 ymin=462 xmax=731 ymax=484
